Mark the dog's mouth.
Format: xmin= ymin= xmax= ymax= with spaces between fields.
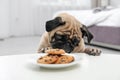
xmin=51 ymin=41 xmax=74 ymax=53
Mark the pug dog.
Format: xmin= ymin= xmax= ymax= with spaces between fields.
xmin=37 ymin=13 xmax=101 ymax=56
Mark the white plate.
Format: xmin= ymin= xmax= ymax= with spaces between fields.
xmin=29 ymin=54 xmax=82 ymax=69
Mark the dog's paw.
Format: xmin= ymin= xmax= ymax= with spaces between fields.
xmin=84 ymin=47 xmax=101 ymax=56
xmin=37 ymin=47 xmax=52 ymax=53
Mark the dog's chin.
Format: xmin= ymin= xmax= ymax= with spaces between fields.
xmin=53 ymin=47 xmax=73 ymax=53
xmin=51 ymin=44 xmax=74 ymax=53
xmin=63 ymin=48 xmax=73 ymax=53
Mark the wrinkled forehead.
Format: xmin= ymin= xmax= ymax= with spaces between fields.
xmin=48 ymin=13 xmax=83 ymax=39
xmin=57 ymin=13 xmax=82 ymax=27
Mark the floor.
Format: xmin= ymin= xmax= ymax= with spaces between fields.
xmin=0 ymin=36 xmax=119 ymax=56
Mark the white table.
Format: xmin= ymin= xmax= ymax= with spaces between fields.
xmin=0 ymin=53 xmax=120 ymax=80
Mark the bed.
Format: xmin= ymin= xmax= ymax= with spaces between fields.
xmin=88 ymin=25 xmax=120 ymax=50
xmin=53 ymin=8 xmax=120 ymax=50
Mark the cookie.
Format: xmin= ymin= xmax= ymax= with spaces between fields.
xmin=37 ymin=54 xmax=58 ymax=64
xmin=45 ymin=49 xmax=65 ymax=55
xmin=66 ymin=55 xmax=74 ymax=62
xmin=55 ymin=55 xmax=74 ymax=64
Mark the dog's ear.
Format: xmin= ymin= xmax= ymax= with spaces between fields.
xmin=80 ymin=24 xmax=93 ymax=43
xmin=45 ymin=17 xmax=65 ymax=32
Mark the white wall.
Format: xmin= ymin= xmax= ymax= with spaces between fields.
xmin=0 ymin=0 xmax=92 ymax=38
xmin=0 ymin=0 xmax=9 ymax=38
xmin=9 ymin=0 xmax=34 ymax=37
xmin=110 ymin=0 xmax=120 ymax=7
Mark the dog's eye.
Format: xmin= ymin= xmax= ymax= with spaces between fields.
xmin=55 ymin=34 xmax=62 ymax=40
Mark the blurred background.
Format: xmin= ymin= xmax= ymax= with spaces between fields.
xmin=0 ymin=0 xmax=120 ymax=56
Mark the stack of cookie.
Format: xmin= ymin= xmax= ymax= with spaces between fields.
xmin=37 ymin=49 xmax=74 ymax=64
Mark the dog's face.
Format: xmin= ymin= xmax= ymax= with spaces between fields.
xmin=45 ymin=13 xmax=93 ymax=53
